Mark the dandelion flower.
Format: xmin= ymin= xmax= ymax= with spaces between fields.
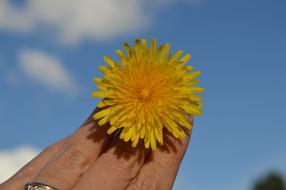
xmin=92 ymin=38 xmax=204 ymax=150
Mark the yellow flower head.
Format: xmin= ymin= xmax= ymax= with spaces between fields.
xmin=92 ymin=38 xmax=204 ymax=150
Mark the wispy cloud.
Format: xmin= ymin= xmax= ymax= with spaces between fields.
xmin=0 ymin=0 xmax=149 ymax=45
xmin=0 ymin=0 xmax=204 ymax=45
xmin=0 ymin=145 xmax=39 ymax=183
xmin=18 ymin=49 xmax=79 ymax=95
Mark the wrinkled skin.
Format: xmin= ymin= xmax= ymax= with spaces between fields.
xmin=0 ymin=109 xmax=193 ymax=190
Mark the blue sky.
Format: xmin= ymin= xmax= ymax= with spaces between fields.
xmin=0 ymin=0 xmax=285 ymax=189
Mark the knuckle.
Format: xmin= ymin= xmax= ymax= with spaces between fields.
xmin=128 ymin=172 xmax=158 ymax=190
xmin=11 ymin=142 xmax=63 ymax=181
xmin=35 ymin=144 xmax=90 ymax=188
xmin=40 ymin=167 xmax=67 ymax=185
xmin=14 ymin=165 xmax=37 ymax=180
xmin=99 ymin=153 xmax=136 ymax=174
xmin=156 ymin=154 xmax=181 ymax=169
xmin=42 ymin=138 xmax=65 ymax=154
xmin=98 ymin=142 xmax=140 ymax=174
xmin=56 ymin=144 xmax=90 ymax=171
xmin=100 ymin=153 xmax=129 ymax=172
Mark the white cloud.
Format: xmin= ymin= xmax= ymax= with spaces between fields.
xmin=0 ymin=0 xmax=150 ymax=45
xmin=0 ymin=145 xmax=39 ymax=183
xmin=18 ymin=49 xmax=79 ymax=95
xmin=0 ymin=0 xmax=204 ymax=45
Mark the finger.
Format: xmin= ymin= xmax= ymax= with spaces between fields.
xmin=74 ymin=134 xmax=150 ymax=190
xmin=0 ymin=137 xmax=67 ymax=190
xmin=32 ymin=109 xmax=113 ymax=190
xmin=127 ymin=115 xmax=193 ymax=190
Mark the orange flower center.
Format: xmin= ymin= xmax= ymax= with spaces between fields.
xmin=138 ymin=88 xmax=151 ymax=102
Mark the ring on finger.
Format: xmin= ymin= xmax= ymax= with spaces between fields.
xmin=24 ymin=182 xmax=59 ymax=190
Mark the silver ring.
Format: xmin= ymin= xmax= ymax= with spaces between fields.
xmin=24 ymin=182 xmax=59 ymax=190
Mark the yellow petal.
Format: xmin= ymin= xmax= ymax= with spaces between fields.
xmin=123 ymin=127 xmax=134 ymax=142
xmin=186 ymin=71 xmax=201 ymax=79
xmin=91 ymin=91 xmax=108 ymax=98
xmin=93 ymin=108 xmax=110 ymax=120
xmin=107 ymin=125 xmax=118 ymax=134
xmin=186 ymin=66 xmax=193 ymax=71
xmin=180 ymin=54 xmax=191 ymax=64
xmin=181 ymin=104 xmax=202 ymax=116
xmin=141 ymin=38 xmax=147 ymax=48
xmin=155 ymin=45 xmax=163 ymax=60
xmin=150 ymin=129 xmax=156 ymax=150
xmin=160 ymin=43 xmax=170 ymax=62
xmin=172 ymin=111 xmax=193 ymax=129
xmin=140 ymin=125 xmax=146 ymax=139
xmin=103 ymin=56 xmax=117 ymax=68
xmin=189 ymin=80 xmax=200 ymax=85
xmin=98 ymin=116 xmax=109 ymax=126
xmin=190 ymin=87 xmax=205 ymax=94
xmin=123 ymin=43 xmax=132 ymax=56
xmin=97 ymin=99 xmax=116 ymax=108
xmin=154 ymin=127 xmax=163 ymax=145
xmin=150 ymin=38 xmax=157 ymax=55
xmin=132 ymin=132 xmax=140 ymax=147
xmin=93 ymin=78 xmax=102 ymax=83
xmin=190 ymin=96 xmax=202 ymax=102
xmin=171 ymin=50 xmax=183 ymax=62
xmin=116 ymin=49 xmax=127 ymax=65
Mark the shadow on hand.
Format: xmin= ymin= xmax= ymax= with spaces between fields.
xmin=84 ymin=108 xmax=190 ymax=163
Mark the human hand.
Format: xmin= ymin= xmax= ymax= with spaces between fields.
xmin=0 ymin=109 xmax=193 ymax=190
